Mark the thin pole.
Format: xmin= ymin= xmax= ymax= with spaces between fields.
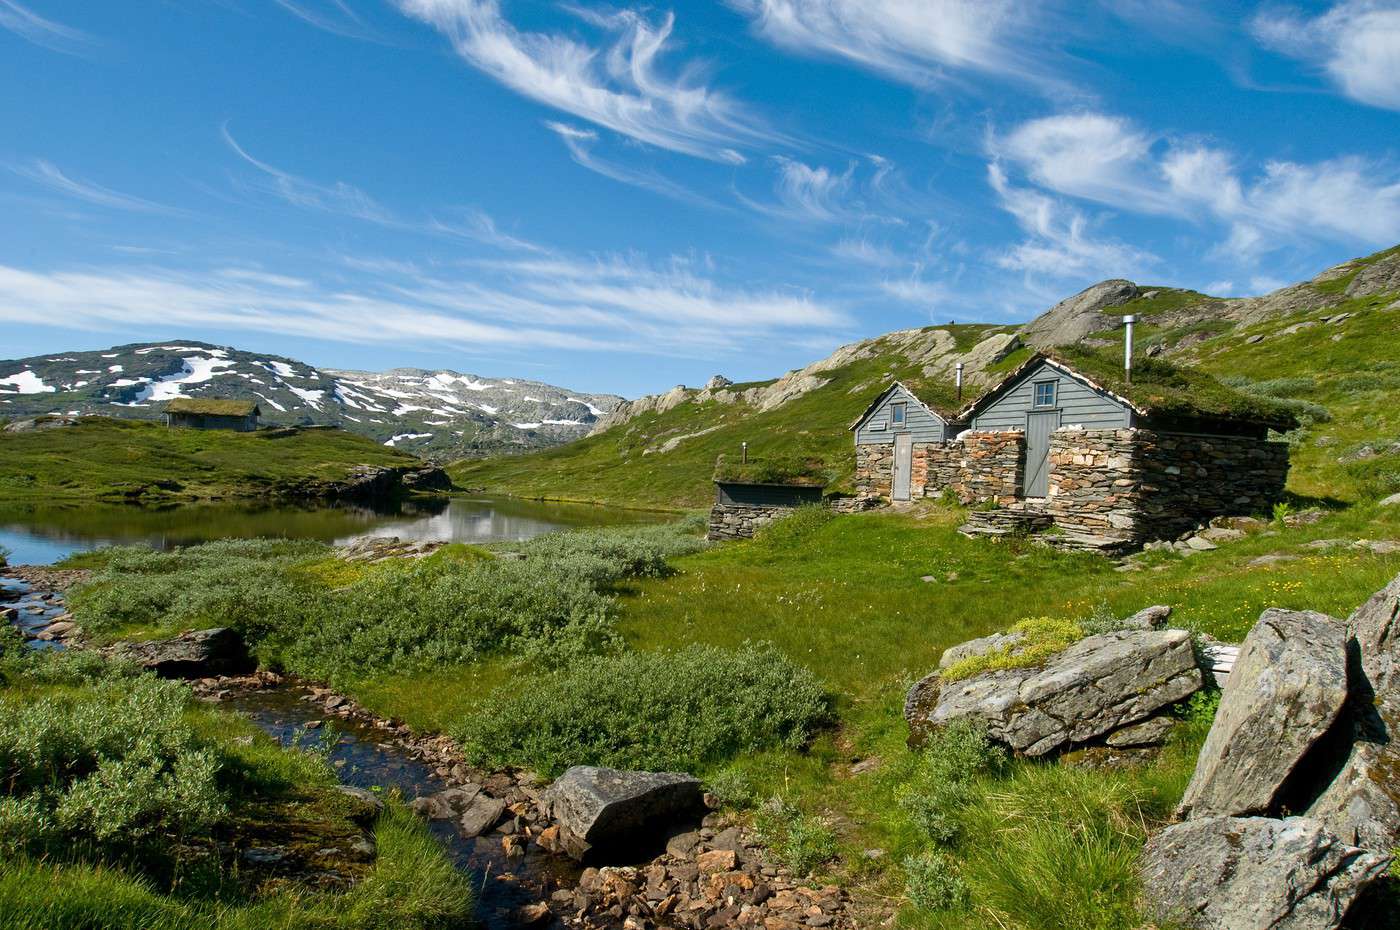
xmin=1122 ymin=314 xmax=1137 ymax=385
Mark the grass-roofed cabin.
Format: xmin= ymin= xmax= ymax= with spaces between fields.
xmin=708 ymin=454 xmax=829 ymax=540
xmin=164 ymin=397 xmax=261 ymax=432
xmin=854 ymin=349 xmax=1299 ymax=551
xmin=850 ymin=381 xmax=961 ymax=502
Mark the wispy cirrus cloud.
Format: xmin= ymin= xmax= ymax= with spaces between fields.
xmin=990 ymin=110 xmax=1400 ymax=261
xmin=222 ymin=125 xmax=543 ymax=251
xmin=1251 ymin=1 xmax=1400 ymax=111
xmin=271 ymin=0 xmax=389 ymax=43
xmin=727 ymin=0 xmax=1067 ymax=92
xmin=0 ymin=251 xmax=848 ymax=359
xmin=543 ymin=121 xmax=721 ymax=207
xmin=12 ymin=160 xmax=183 ymax=215
xmin=391 ymin=0 xmax=769 ymax=162
xmin=0 ymin=0 xmax=92 ymax=54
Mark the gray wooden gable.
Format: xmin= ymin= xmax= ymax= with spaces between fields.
xmin=853 ymin=382 xmax=947 ymax=446
xmin=970 ymin=360 xmax=1132 ymax=432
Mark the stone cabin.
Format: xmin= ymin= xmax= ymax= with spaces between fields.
xmin=851 ymin=352 xmax=1297 ymax=551
xmin=164 ymin=397 xmax=261 ymax=432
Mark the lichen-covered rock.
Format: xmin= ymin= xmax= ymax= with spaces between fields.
xmin=543 ymin=766 xmax=702 ymax=862
xmin=1119 ymin=604 xmax=1171 ymax=630
xmin=1140 ymin=816 xmax=1388 ymax=930
xmin=1307 ymin=572 xmax=1400 ymax=850
xmin=908 ymin=629 xmax=1202 ymax=756
xmin=936 ymin=631 xmax=1026 ymax=670
xmin=1179 ymin=609 xmax=1349 ymax=819
xmin=105 ymin=627 xmax=253 ymax=678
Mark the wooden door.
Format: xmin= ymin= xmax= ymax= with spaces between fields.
xmin=893 ymin=433 xmax=913 ymax=501
xmin=1024 ymin=411 xmax=1060 ymax=497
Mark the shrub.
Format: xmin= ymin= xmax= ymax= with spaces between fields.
xmin=755 ymin=799 xmax=837 ymax=875
xmin=0 ymin=543 xmax=8 ymax=567
xmin=455 ymin=643 xmax=831 ymax=777
xmin=706 ymin=767 xmax=756 ymax=809
xmin=0 ymin=676 xmax=225 ymax=856
xmin=515 ymin=522 xmax=708 ymax=586
xmin=940 ymin=617 xmax=1084 ymax=682
xmin=900 ymin=721 xmax=1005 ymax=846
xmin=904 ymin=852 xmax=969 ymax=912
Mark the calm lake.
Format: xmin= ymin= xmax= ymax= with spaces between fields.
xmin=0 ymin=497 xmax=670 ymax=565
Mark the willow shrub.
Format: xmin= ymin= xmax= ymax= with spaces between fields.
xmin=0 ymin=676 xmax=225 ymax=858
xmin=455 ymin=643 xmax=831 ymax=777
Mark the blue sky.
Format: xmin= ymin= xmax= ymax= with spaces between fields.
xmin=2 ymin=0 xmax=1398 ymax=396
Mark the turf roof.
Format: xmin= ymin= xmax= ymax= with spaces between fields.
xmin=164 ymin=397 xmax=260 ymax=417
xmin=960 ymin=347 xmax=1300 ymax=431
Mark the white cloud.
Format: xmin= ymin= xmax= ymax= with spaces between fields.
xmin=993 ymin=110 xmax=1400 ymax=260
xmin=1252 ymin=1 xmax=1400 ymax=111
xmin=392 ymin=0 xmax=766 ymax=161
xmin=742 ymin=155 xmax=903 ymax=224
xmin=13 ymin=160 xmax=182 ymax=214
xmin=880 ymin=266 xmax=947 ymax=306
xmin=987 ymin=164 xmax=1153 ymax=278
xmin=769 ymin=156 xmax=854 ymax=221
xmin=727 ymin=0 xmax=1061 ymax=90
xmin=0 ymin=0 xmax=91 ymax=53
xmin=272 ymin=0 xmax=387 ymax=43
xmin=544 ymin=121 xmax=718 ymax=206
xmin=0 ymin=252 xmax=847 ymax=359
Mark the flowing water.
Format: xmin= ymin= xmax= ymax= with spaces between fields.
xmin=0 ymin=496 xmax=668 ymax=565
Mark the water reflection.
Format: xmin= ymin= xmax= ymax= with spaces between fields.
xmin=0 ymin=497 xmax=667 ymax=565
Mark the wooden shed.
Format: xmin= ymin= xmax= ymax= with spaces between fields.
xmin=164 ymin=397 xmax=260 ymax=432
xmin=849 ymin=382 xmax=957 ymax=501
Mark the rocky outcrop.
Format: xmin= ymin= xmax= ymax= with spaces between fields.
xmin=106 ymin=627 xmax=253 ymax=678
xmin=1178 ymin=609 xmax=1349 ymax=819
xmin=543 ymin=766 xmax=703 ymax=863
xmin=1306 ymin=572 xmax=1400 ymax=850
xmin=274 ymin=464 xmax=451 ymax=502
xmin=906 ymin=629 xmax=1202 ymax=756
xmin=1141 ymin=816 xmax=1388 ymax=930
xmin=1018 ymin=279 xmax=1140 ymax=348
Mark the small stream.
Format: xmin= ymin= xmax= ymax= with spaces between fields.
xmin=2 ymin=573 xmax=579 ymax=929
xmin=226 ymin=687 xmax=580 ymax=929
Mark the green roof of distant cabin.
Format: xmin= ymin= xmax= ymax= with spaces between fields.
xmin=164 ymin=397 xmax=259 ymax=417
xmin=960 ymin=347 xmax=1300 ymax=432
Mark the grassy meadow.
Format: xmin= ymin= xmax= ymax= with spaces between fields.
xmin=0 ymin=417 xmax=422 ymax=503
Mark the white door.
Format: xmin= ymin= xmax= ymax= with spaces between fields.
xmin=893 ymin=433 xmax=913 ymax=501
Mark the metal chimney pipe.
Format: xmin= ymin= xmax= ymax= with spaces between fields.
xmin=741 ymin=441 xmax=748 ymax=464
xmin=955 ymin=362 xmax=965 ymax=403
xmin=1122 ymin=314 xmax=1137 ymax=385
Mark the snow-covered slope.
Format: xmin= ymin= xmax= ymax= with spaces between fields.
xmin=0 ymin=342 xmax=623 ymax=459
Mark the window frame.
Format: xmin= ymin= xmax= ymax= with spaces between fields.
xmin=890 ymin=401 xmax=907 ymax=426
xmin=1033 ymin=380 xmax=1058 ymax=409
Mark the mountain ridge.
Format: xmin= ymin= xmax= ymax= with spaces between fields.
xmin=0 ymin=340 xmax=623 ymax=460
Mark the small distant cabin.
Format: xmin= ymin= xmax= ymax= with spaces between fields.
xmin=707 ymin=454 xmax=828 ymax=540
xmin=852 ymin=351 xmax=1297 ymax=551
xmin=164 ymin=397 xmax=260 ymax=432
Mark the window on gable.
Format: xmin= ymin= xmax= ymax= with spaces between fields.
xmin=891 ymin=402 xmax=906 ymax=425
xmin=1034 ymin=381 xmax=1057 ymax=408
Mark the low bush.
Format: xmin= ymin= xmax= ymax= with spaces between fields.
xmin=513 ymin=521 xmax=709 ymax=586
xmin=939 ymin=617 xmax=1084 ymax=682
xmin=454 ymin=643 xmax=831 ymax=777
xmin=900 ymin=721 xmax=1005 ymax=847
xmin=755 ymin=799 xmax=837 ymax=876
xmin=904 ymin=851 xmax=969 ymax=912
xmin=0 ymin=676 xmax=225 ymax=857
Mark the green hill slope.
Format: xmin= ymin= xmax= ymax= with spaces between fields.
xmin=0 ymin=417 xmax=425 ymax=503
xmin=453 ymin=246 xmax=1400 ymax=510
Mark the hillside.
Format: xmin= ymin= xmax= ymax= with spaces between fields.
xmin=0 ymin=417 xmax=428 ymax=503
xmin=0 ymin=341 xmax=623 ymax=460
xmin=453 ymin=245 xmax=1400 ymax=509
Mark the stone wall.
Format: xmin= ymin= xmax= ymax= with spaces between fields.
xmin=853 ymin=442 xmax=937 ymax=501
xmin=1047 ymin=428 xmax=1290 ymax=545
xmin=707 ymin=502 xmax=793 ymax=540
xmin=856 ymin=432 xmax=1024 ymax=505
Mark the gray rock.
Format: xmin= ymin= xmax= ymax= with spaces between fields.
xmin=1249 ymin=553 xmax=1298 ymax=567
xmin=1140 ymin=816 xmax=1387 ymax=930
xmin=1199 ymin=527 xmax=1245 ymax=543
xmin=410 ymin=785 xmax=481 ymax=820
xmin=543 ymin=766 xmax=703 ymax=861
xmin=1185 ymin=536 xmax=1218 ymax=551
xmin=1120 ymin=604 xmax=1172 ymax=630
xmin=335 ymin=785 xmax=384 ymax=826
xmin=1019 ymin=279 xmax=1140 ymax=348
xmin=909 ymin=629 xmax=1202 ymax=756
xmin=458 ymin=795 xmax=507 ymax=838
xmin=1307 ymin=572 xmax=1400 ymax=850
xmin=705 ymin=374 xmax=733 ymax=390
xmin=1104 ymin=715 xmax=1176 ymax=747
xmin=1379 ymin=492 xmax=1400 ymax=507
xmin=1179 ymin=609 xmax=1348 ymax=819
xmin=936 ymin=630 xmax=1025 ymax=669
xmin=105 ymin=627 xmax=253 ymax=678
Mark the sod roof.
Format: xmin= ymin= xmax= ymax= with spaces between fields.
xmin=164 ymin=397 xmax=260 ymax=417
xmin=958 ymin=347 xmax=1300 ymax=432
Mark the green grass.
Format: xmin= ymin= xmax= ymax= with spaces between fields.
xmin=0 ymin=417 xmax=423 ymax=503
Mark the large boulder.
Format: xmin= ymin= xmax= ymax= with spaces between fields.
xmin=1307 ymin=572 xmax=1400 ymax=849
xmin=543 ymin=766 xmax=703 ymax=862
xmin=907 ymin=629 xmax=1202 ymax=756
xmin=1140 ymin=816 xmax=1388 ymax=930
xmin=1178 ymin=609 xmax=1349 ymax=819
xmin=106 ymin=627 xmax=253 ymax=678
